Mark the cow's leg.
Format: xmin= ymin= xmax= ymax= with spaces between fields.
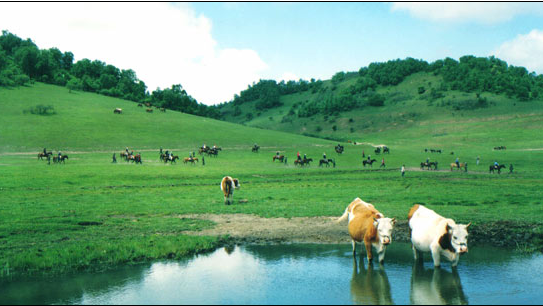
xmin=352 ymin=240 xmax=357 ymax=255
xmin=364 ymin=238 xmax=373 ymax=262
xmin=377 ymin=244 xmax=387 ymax=264
xmin=430 ymin=244 xmax=441 ymax=267
xmin=412 ymin=245 xmax=423 ymax=262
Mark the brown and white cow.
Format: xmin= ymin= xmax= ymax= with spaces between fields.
xmin=337 ymin=198 xmax=396 ymax=264
xmin=114 ymin=108 xmax=122 ymax=114
xmin=220 ymin=176 xmax=240 ymax=205
xmin=408 ymin=204 xmax=471 ymax=268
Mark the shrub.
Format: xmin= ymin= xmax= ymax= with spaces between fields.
xmin=23 ymin=104 xmax=56 ymax=115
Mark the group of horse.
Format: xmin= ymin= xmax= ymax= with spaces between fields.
xmin=335 ymin=144 xmax=344 ymax=154
xmin=120 ymin=151 xmax=142 ymax=164
xmin=199 ymin=146 xmax=222 ymax=157
xmin=493 ymin=146 xmax=507 ymax=150
xmin=38 ymin=152 xmax=69 ymax=164
xmin=425 ymin=148 xmax=442 ymax=154
xmin=374 ymin=146 xmax=390 ymax=154
xmin=420 ymin=161 xmax=438 ymax=170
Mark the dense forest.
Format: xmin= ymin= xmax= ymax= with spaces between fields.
xmin=220 ymin=56 xmax=543 ymax=118
xmin=0 ymin=31 xmax=221 ymax=119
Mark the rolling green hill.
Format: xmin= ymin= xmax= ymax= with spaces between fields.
xmin=0 ymin=82 xmax=331 ymax=153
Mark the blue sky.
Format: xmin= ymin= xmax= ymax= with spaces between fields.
xmin=1 ymin=2 xmax=543 ymax=104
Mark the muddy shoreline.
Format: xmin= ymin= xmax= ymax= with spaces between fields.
xmin=182 ymin=214 xmax=543 ymax=252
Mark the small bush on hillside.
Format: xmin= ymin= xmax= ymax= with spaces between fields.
xmin=246 ymin=113 xmax=253 ymax=120
xmin=23 ymin=105 xmax=56 ymax=116
xmin=315 ymin=126 xmax=322 ymax=132
xmin=418 ymin=86 xmax=426 ymax=94
xmin=332 ymin=125 xmax=337 ymax=131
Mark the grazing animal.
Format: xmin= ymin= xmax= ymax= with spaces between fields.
xmin=335 ymin=145 xmax=344 ymax=154
xmin=146 ymin=108 xmax=153 ymax=113
xmin=489 ymin=164 xmax=506 ymax=174
xmin=374 ymin=147 xmax=381 ymax=154
xmin=420 ymin=162 xmax=431 ymax=170
xmin=273 ymin=155 xmax=285 ymax=162
xmin=429 ymin=161 xmax=438 ymax=170
xmin=408 ymin=204 xmax=470 ymax=267
xmin=137 ymin=103 xmax=143 ymax=107
xmin=337 ymin=198 xmax=396 ymax=264
xmin=363 ymin=159 xmax=377 ymax=167
xmin=114 ymin=108 xmax=122 ymax=114
xmin=145 ymin=103 xmax=151 ymax=107
xmin=252 ymin=145 xmax=260 ymax=153
xmin=220 ymin=176 xmax=240 ymax=205
xmin=383 ymin=146 xmax=390 ymax=154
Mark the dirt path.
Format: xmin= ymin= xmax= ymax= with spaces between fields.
xmin=180 ymin=213 xmax=412 ymax=245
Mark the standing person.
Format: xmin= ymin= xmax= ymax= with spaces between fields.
xmin=401 ymin=165 xmax=406 ymax=177
xmin=112 ymin=153 xmax=117 ymax=163
xmin=380 ymin=157 xmax=386 ymax=168
xmin=47 ymin=154 xmax=51 ymax=165
xmin=202 ymin=155 xmax=205 ymax=166
xmin=455 ymin=157 xmax=460 ymax=169
xmin=160 ymin=147 xmax=163 ymax=155
xmin=362 ymin=150 xmax=365 ymax=158
xmin=464 ymin=162 xmax=468 ymax=173
xmin=476 ymin=156 xmax=480 ymax=166
xmin=509 ymin=164 xmax=514 ymax=174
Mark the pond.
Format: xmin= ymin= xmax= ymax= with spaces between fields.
xmin=1 ymin=243 xmax=542 ymax=305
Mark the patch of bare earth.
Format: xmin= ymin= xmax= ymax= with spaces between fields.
xmin=180 ymin=213 xmax=411 ymax=245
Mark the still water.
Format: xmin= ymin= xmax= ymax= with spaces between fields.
xmin=1 ymin=243 xmax=542 ymax=305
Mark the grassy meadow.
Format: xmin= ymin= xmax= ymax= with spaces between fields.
xmin=1 ymin=83 xmax=543 ymax=278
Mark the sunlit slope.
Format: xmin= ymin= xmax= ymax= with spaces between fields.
xmin=0 ymin=83 xmax=331 ymax=152
xmin=221 ymin=72 xmax=543 ymax=151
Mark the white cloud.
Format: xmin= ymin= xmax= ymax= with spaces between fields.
xmin=391 ymin=2 xmax=543 ymax=24
xmin=493 ymin=29 xmax=543 ymax=74
xmin=0 ymin=3 xmax=268 ymax=105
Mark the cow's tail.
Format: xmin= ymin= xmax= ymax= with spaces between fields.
xmin=337 ymin=206 xmax=350 ymax=223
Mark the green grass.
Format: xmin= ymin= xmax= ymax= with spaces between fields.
xmin=1 ymin=82 xmax=543 ymax=278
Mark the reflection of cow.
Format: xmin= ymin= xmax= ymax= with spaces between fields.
xmin=220 ymin=176 xmax=240 ymax=205
xmin=351 ymin=257 xmax=393 ymax=305
xmin=410 ymin=262 xmax=468 ymax=305
xmin=337 ymin=198 xmax=396 ymax=264
xmin=408 ymin=205 xmax=470 ymax=267
xmin=114 ymin=108 xmax=122 ymax=114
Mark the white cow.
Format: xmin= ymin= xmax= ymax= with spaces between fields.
xmin=408 ymin=205 xmax=470 ymax=267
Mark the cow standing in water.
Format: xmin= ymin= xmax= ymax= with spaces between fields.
xmin=408 ymin=205 xmax=470 ymax=268
xmin=337 ymin=198 xmax=396 ymax=264
xmin=220 ymin=176 xmax=240 ymax=205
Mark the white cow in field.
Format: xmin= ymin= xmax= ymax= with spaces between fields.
xmin=408 ymin=205 xmax=470 ymax=267
xmin=220 ymin=176 xmax=240 ymax=205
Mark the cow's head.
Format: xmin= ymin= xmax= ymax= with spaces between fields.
xmin=447 ymin=223 xmax=471 ymax=254
xmin=374 ymin=217 xmax=396 ymax=246
xmin=233 ymin=179 xmax=240 ymax=189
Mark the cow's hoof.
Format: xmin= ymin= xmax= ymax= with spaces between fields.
xmin=379 ymin=260 xmax=385 ymax=265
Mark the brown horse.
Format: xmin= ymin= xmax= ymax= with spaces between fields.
xmin=183 ymin=157 xmax=198 ymax=164
xmin=38 ymin=152 xmax=52 ymax=160
xmin=146 ymin=108 xmax=153 ymax=113
xmin=450 ymin=163 xmax=466 ymax=171
xmin=120 ymin=152 xmax=130 ymax=160
xmin=273 ymin=155 xmax=285 ymax=162
xmin=53 ymin=155 xmax=69 ymax=164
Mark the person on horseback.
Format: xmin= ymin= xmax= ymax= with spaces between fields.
xmin=169 ymin=151 xmax=173 ymax=161
xmin=494 ymin=161 xmax=499 ymax=167
xmin=213 ymin=144 xmax=217 ymax=150
xmin=303 ymin=154 xmax=307 ymax=162
xmin=276 ymin=151 xmax=280 ymax=157
xmin=43 ymin=148 xmax=47 ymax=155
xmin=297 ymin=152 xmax=301 ymax=161
xmin=323 ymin=152 xmax=327 ymax=160
xmin=58 ymin=151 xmax=62 ymax=162
xmin=456 ymin=157 xmax=460 ymax=168
xmin=126 ymin=147 xmax=129 ymax=154
xmin=426 ymin=157 xmax=430 ymax=164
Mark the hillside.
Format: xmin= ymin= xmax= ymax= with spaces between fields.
xmin=0 ymin=82 xmax=331 ymax=153
xmin=220 ymin=71 xmax=543 ymax=151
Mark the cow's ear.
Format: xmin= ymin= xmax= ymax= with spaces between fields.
xmin=391 ymin=218 xmax=396 ymax=225
xmin=466 ymin=222 xmax=471 ymax=229
xmin=446 ymin=224 xmax=453 ymax=234
xmin=373 ymin=217 xmax=379 ymax=227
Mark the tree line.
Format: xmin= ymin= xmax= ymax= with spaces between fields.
xmin=0 ymin=31 xmax=220 ymax=119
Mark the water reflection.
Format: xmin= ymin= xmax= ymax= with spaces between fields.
xmin=351 ymin=255 xmax=393 ymax=305
xmin=410 ymin=261 xmax=468 ymax=305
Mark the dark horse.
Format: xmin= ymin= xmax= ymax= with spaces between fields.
xmin=273 ymin=155 xmax=285 ymax=162
xmin=383 ymin=146 xmax=390 ymax=154
xmin=363 ymin=159 xmax=377 ymax=167
xmin=164 ymin=156 xmax=179 ymax=164
xmin=38 ymin=152 xmax=52 ymax=160
xmin=374 ymin=147 xmax=381 ymax=154
xmin=489 ymin=164 xmax=506 ymax=174
xmin=335 ymin=145 xmax=344 ymax=154
xmin=53 ymin=155 xmax=69 ymax=164
xmin=252 ymin=145 xmax=260 ymax=153
xmin=295 ymin=158 xmax=313 ymax=167
xmin=319 ymin=158 xmax=336 ymax=168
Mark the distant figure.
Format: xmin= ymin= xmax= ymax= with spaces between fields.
xmin=160 ymin=147 xmax=163 ymax=155
xmin=362 ymin=150 xmax=365 ymax=158
xmin=494 ymin=161 xmax=499 ymax=167
xmin=112 ymin=153 xmax=117 ymax=163
xmin=303 ymin=154 xmax=307 ymax=162
xmin=455 ymin=157 xmax=460 ymax=169
xmin=401 ymin=165 xmax=406 ymax=177
xmin=276 ymin=151 xmax=280 ymax=157
xmin=426 ymin=157 xmax=430 ymax=164
xmin=284 ymin=157 xmax=288 ymax=165
xmin=58 ymin=151 xmax=62 ymax=161
xmin=202 ymin=156 xmax=205 ymax=166
xmin=464 ymin=162 xmax=468 ymax=173
xmin=509 ymin=164 xmax=514 ymax=174
xmin=297 ymin=151 xmax=301 ymax=161
xmin=126 ymin=147 xmax=129 ymax=154
xmin=476 ymin=156 xmax=480 ymax=166
xmin=380 ymin=158 xmax=386 ymax=168
xmin=43 ymin=148 xmax=47 ymax=155
xmin=323 ymin=152 xmax=327 ymax=160
xmin=47 ymin=154 xmax=51 ymax=165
